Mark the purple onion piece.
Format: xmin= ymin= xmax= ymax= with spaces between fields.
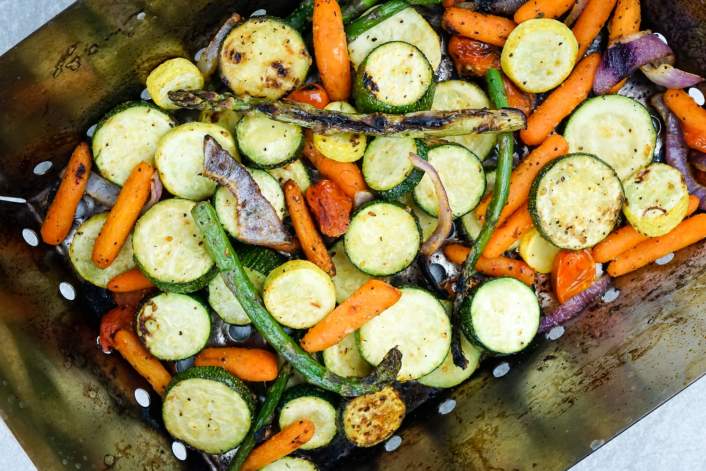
xmin=197 ymin=13 xmax=241 ymax=79
xmin=141 ymin=172 xmax=163 ymax=214
xmin=564 ymin=0 xmax=588 ymax=26
xmin=538 ymin=276 xmax=611 ymax=334
xmin=454 ymin=0 xmax=527 ymax=16
xmin=689 ymin=150 xmax=706 ymax=172
xmin=84 ymin=172 xmax=120 ymax=207
xmin=593 ymin=33 xmax=673 ymax=95
xmin=651 ymin=94 xmax=706 ymax=210
xmin=641 ymin=62 xmax=704 ymax=89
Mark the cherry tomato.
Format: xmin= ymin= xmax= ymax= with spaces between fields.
xmin=552 ymin=249 xmax=596 ymax=304
xmin=287 ymin=83 xmax=330 ymax=109
xmin=99 ymin=305 xmax=134 ymax=353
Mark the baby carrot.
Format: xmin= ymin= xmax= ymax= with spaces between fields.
xmin=300 ymin=280 xmax=401 ymax=352
xmin=514 ymin=0 xmax=576 ymax=23
xmin=442 ymin=7 xmax=517 ymax=47
xmin=194 ymin=347 xmax=279 ymax=382
xmin=302 ymin=132 xmax=367 ymax=198
xmin=41 ymin=142 xmax=92 ymax=245
xmin=92 ymin=162 xmax=154 ymax=268
xmin=520 ymin=53 xmax=601 ymax=146
xmin=113 ymin=329 xmax=171 ymax=395
xmin=664 ymin=89 xmax=706 ymax=135
xmin=443 ymin=244 xmax=536 ymax=285
xmin=284 ymin=179 xmax=336 ymax=276
xmin=482 ymin=204 xmax=534 ymax=258
xmin=476 ymin=134 xmax=568 ymax=223
xmin=313 ymin=0 xmax=351 ymax=101
xmin=608 ymin=0 xmax=640 ymax=42
xmin=683 ymin=124 xmax=706 ymax=153
xmin=241 ymin=420 xmax=315 ymax=471
xmin=572 ymin=0 xmax=618 ymax=58
xmin=107 ymin=268 xmax=154 ymax=292
xmin=607 ymin=214 xmax=706 ymax=277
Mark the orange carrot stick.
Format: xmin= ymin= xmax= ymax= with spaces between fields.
xmin=483 ymin=204 xmax=535 ymax=258
xmin=607 ymin=214 xmax=706 ymax=277
xmin=107 ymin=268 xmax=154 ymax=293
xmin=113 ymin=329 xmax=171 ymax=396
xmin=241 ymin=420 xmax=315 ymax=471
xmin=92 ymin=162 xmax=154 ymax=268
xmin=194 ymin=347 xmax=279 ymax=382
xmin=592 ymin=194 xmax=700 ymax=263
xmin=520 ymin=53 xmax=601 ymax=146
xmin=664 ymin=89 xmax=706 ymax=135
xmin=313 ymin=0 xmax=351 ymax=101
xmin=300 ymin=280 xmax=401 ymax=352
xmin=284 ymin=179 xmax=335 ymax=276
xmin=442 ymin=7 xmax=517 ymax=47
xmin=41 ymin=142 xmax=92 ymax=245
xmin=476 ymin=134 xmax=568 ymax=223
xmin=608 ymin=0 xmax=641 ymax=42
xmin=514 ymin=0 xmax=575 ymax=23
xmin=443 ymin=244 xmax=536 ymax=285
xmin=572 ymin=0 xmax=618 ymax=58
xmin=302 ymin=132 xmax=367 ymax=198
xmin=683 ymin=124 xmax=706 ymax=153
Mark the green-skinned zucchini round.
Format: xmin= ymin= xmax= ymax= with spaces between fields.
xmin=362 ymin=137 xmax=428 ymax=200
xmin=278 ymin=384 xmax=339 ymax=450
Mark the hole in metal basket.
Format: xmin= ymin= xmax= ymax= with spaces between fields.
xmin=438 ymin=398 xmax=456 ymax=415
xmin=689 ymin=88 xmax=705 ymax=106
xmin=134 ymin=388 xmax=151 ymax=407
xmin=22 ymin=228 xmax=39 ymax=247
xmin=384 ymin=435 xmax=402 ymax=452
xmin=171 ymin=441 xmax=187 ymax=461
xmin=59 ymin=281 xmax=76 ymax=301
xmin=140 ymin=88 xmax=152 ymax=101
xmin=493 ymin=362 xmax=510 ymax=378
xmin=33 ymin=161 xmax=53 ymax=175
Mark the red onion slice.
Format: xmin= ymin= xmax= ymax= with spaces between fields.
xmin=141 ymin=172 xmax=163 ymax=214
xmin=197 ymin=13 xmax=241 ymax=79
xmin=539 ymin=276 xmax=611 ymax=333
xmin=593 ymin=33 xmax=673 ymax=95
xmin=689 ymin=150 xmax=706 ymax=172
xmin=408 ymin=153 xmax=453 ymax=257
xmin=641 ymin=62 xmax=704 ymax=89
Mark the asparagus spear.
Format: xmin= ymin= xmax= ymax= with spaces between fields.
xmin=169 ymin=89 xmax=525 ymax=138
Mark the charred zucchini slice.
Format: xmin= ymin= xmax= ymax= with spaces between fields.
xmin=329 ymin=240 xmax=372 ymax=304
xmin=146 ymin=57 xmax=204 ymax=110
xmin=312 ymin=101 xmax=367 ymax=163
xmin=341 ymin=386 xmax=405 ymax=447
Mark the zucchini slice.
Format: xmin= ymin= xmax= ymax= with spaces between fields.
xmin=262 ymin=457 xmax=318 ymax=471
xmin=460 ymin=211 xmax=482 ymax=241
xmin=137 ymin=292 xmax=211 ymax=360
xmin=236 ymin=111 xmax=303 ymax=168
xmin=146 ymin=57 xmax=204 ymax=110
xmin=323 ymin=332 xmax=373 ymax=378
xmin=348 ymin=6 xmax=442 ymax=72
xmin=411 ymin=201 xmax=438 ymax=241
xmin=341 ymin=386 xmax=405 ymax=447
xmin=359 ymin=287 xmax=451 ymax=380
xmin=69 ymin=213 xmax=135 ymax=288
xmin=133 ymin=199 xmax=216 ymax=293
xmin=219 ymin=17 xmax=311 ymax=100
xmin=530 ymin=153 xmax=624 ymax=250
xmin=564 ymin=95 xmax=656 ymax=181
xmin=413 ymin=143 xmax=486 ymax=218
xmin=344 ymin=201 xmax=421 ymax=276
xmin=263 ymin=260 xmax=336 ymax=329
xmin=362 ymin=137 xmax=428 ymax=200
xmin=199 ymin=109 xmax=242 ymax=134
xmin=431 ymin=80 xmax=497 ymax=160
xmin=312 ymin=101 xmax=367 ymax=163
xmin=418 ymin=332 xmax=481 ymax=389
xmin=92 ymin=102 xmax=175 ymax=185
xmin=353 ymin=41 xmax=435 ymax=114
xmin=518 ymin=228 xmax=561 ymax=274
xmin=163 ymin=367 xmax=254 ymax=453
xmin=623 ymin=163 xmax=689 ymax=237
xmin=501 ymin=19 xmax=578 ymax=93
xmin=156 ymin=122 xmax=238 ymax=201
xmin=461 ymin=277 xmax=540 ymax=355
xmin=214 ymin=169 xmax=286 ymax=240
xmin=329 ymin=240 xmax=372 ymax=304
xmin=278 ymin=385 xmax=339 ymax=450
xmin=267 ymin=159 xmax=312 ymax=193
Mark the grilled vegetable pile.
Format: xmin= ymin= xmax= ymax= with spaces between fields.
xmin=39 ymin=0 xmax=706 ymax=468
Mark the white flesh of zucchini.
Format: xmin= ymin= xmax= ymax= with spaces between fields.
xmin=155 ymin=122 xmax=237 ymax=201
xmin=137 ymin=293 xmax=211 ymax=360
xmin=362 ymin=137 xmax=418 ymax=192
xmin=623 ymin=163 xmax=689 ymax=237
xmin=359 ymin=287 xmax=451 ymax=381
xmin=414 ymin=144 xmax=485 ymax=218
xmin=208 ymin=269 xmax=266 ymax=325
xmin=348 ymin=7 xmax=441 ymax=72
xmin=564 ymin=95 xmax=656 ymax=181
xmin=418 ymin=333 xmax=481 ymax=388
xmin=214 ymin=169 xmax=286 ymax=240
xmin=468 ymin=278 xmax=540 ymax=355
xmin=263 ymin=260 xmax=336 ymax=329
xmin=531 ymin=154 xmax=624 ymax=250
xmin=431 ymin=80 xmax=497 ymax=159
xmin=133 ymin=199 xmax=215 ymax=285
xmin=146 ymin=57 xmax=204 ymax=110
xmin=219 ymin=17 xmax=311 ymax=100
xmin=163 ymin=378 xmax=251 ymax=453
xmin=344 ymin=202 xmax=421 ymax=276
xmin=278 ymin=396 xmax=338 ymax=449
xmin=69 ymin=213 xmax=135 ymax=288
xmin=267 ymin=159 xmax=311 ymax=192
xmin=323 ymin=332 xmax=372 ymax=378
xmin=93 ymin=103 xmax=174 ymax=185
xmin=236 ymin=111 xmax=302 ymax=168
xmin=329 ymin=240 xmax=372 ymax=304
xmin=262 ymin=458 xmax=318 ymax=471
